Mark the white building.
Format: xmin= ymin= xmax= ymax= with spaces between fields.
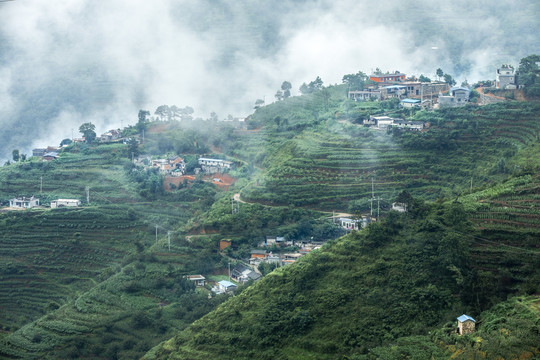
xmin=496 ymin=65 xmax=516 ymax=89
xmin=198 ymin=158 xmax=233 ymax=173
xmin=50 ymin=199 xmax=81 ymax=208
xmin=186 ymin=275 xmax=206 ymax=287
xmin=217 ymin=280 xmax=237 ymax=294
xmin=9 ymin=197 xmax=40 ymax=208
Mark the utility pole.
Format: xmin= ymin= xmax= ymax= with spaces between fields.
xmin=470 ymin=177 xmax=473 ymax=192
xmin=231 ymin=197 xmax=238 ymax=214
xmin=142 ymin=130 xmax=145 ymax=144
xmin=167 ymin=231 xmax=171 ymax=251
xmin=155 ymin=225 xmax=158 ymax=244
xmin=370 ymin=178 xmax=374 ymax=216
xmin=85 ymin=186 xmax=90 ymax=204
xmin=40 ymin=176 xmax=43 ymax=195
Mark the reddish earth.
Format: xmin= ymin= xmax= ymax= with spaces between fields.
xmin=164 ymin=173 xmax=236 ymax=191
xmin=147 ymin=123 xmax=170 ymax=134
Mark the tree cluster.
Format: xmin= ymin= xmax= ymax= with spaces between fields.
xmin=299 ymin=76 xmax=323 ymax=95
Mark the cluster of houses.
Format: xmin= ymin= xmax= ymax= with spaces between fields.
xmin=31 ymin=129 xmax=125 ymax=162
xmin=3 ymin=197 xmax=81 ymax=210
xmin=350 ymin=64 xmax=522 ymax=110
xmin=151 ymin=157 xmax=186 ymax=175
xmin=348 ymin=71 xmax=454 ymax=108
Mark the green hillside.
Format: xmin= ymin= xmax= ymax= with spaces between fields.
xmin=145 ymin=197 xmax=539 ymax=359
xmin=242 ymin=101 xmax=540 ymax=211
xmin=1 ymin=80 xmax=540 ymax=359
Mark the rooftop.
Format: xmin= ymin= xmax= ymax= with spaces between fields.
xmin=457 ymin=314 xmax=476 ymax=323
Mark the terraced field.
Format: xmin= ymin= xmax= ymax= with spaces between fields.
xmin=242 ymin=102 xmax=540 ymax=212
xmin=464 ymin=174 xmax=540 ymax=268
xmin=0 ymin=206 xmax=146 ymax=330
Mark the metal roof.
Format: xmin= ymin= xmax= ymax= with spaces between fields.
xmin=401 ymin=98 xmax=421 ymax=103
xmin=457 ymin=314 xmax=476 ymax=323
xmin=218 ymin=280 xmax=237 ymax=288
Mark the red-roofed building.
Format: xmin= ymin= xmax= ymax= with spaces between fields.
xmin=370 ymin=71 xmax=406 ymax=83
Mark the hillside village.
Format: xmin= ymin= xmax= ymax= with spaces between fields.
xmin=2 ymin=62 xmax=536 ymax=294
xmin=1 ymin=55 xmax=539 ymax=359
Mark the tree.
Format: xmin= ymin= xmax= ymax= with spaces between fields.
xmin=418 ymin=74 xmax=431 ymax=83
xmin=299 ymin=83 xmax=310 ymax=95
xmin=518 ymin=54 xmax=540 ymax=96
xmin=275 ymin=90 xmax=283 ymax=101
xmin=436 ymin=68 xmax=444 ymax=81
xmin=179 ymin=106 xmax=194 ymax=121
xmin=443 ymin=74 xmax=456 ymax=86
xmin=342 ymin=71 xmax=368 ymax=91
xmin=12 ymin=149 xmax=19 ymax=162
xmin=154 ymin=105 xmax=170 ymax=121
xmin=518 ymin=54 xmax=540 ymax=86
xmin=281 ymin=81 xmax=292 ymax=98
xmin=79 ymin=123 xmax=96 ymax=143
xmin=209 ymin=112 xmax=219 ymax=122
xmin=127 ymin=138 xmax=139 ymax=160
xmin=254 ymin=99 xmax=265 ymax=109
xmin=309 ymin=76 xmax=323 ymax=91
xmin=60 ymin=138 xmax=72 ymax=147
xmin=137 ymin=110 xmax=150 ymax=133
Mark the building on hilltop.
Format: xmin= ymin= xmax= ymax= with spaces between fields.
xmin=369 ymin=71 xmax=406 ymax=84
xmin=496 ymin=65 xmax=516 ymax=89
xmin=43 ymin=151 xmax=59 ymax=161
xmin=457 ymin=314 xmax=476 ymax=335
xmin=438 ymin=86 xmax=471 ymax=108
xmin=32 ymin=148 xmax=47 ymax=157
xmin=9 ymin=196 xmax=40 ymax=209
xmin=348 ymin=89 xmax=382 ymax=101
xmin=100 ymin=129 xmax=121 ymax=142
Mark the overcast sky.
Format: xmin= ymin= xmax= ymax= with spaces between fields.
xmin=0 ymin=0 xmax=538 ymax=160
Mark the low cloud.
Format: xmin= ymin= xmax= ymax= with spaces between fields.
xmin=0 ymin=0 xmax=538 ymax=161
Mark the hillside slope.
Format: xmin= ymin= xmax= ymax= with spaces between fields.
xmin=145 ymin=195 xmax=539 ymax=359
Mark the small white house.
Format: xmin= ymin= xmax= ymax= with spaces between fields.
xmin=391 ymin=202 xmax=407 ymax=212
xmin=400 ymin=98 xmax=421 ymax=108
xmin=186 ymin=275 xmax=206 ymax=287
xmin=9 ymin=197 xmax=40 ymax=209
xmin=496 ymin=65 xmax=516 ymax=89
xmin=217 ymin=280 xmax=237 ymax=294
xmin=50 ymin=199 xmax=81 ymax=208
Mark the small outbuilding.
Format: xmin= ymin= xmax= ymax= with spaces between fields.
xmin=457 ymin=314 xmax=476 ymax=335
xmin=51 ymin=199 xmax=81 ymax=208
xmin=186 ymin=275 xmax=206 ymax=287
xmin=217 ymin=280 xmax=237 ymax=294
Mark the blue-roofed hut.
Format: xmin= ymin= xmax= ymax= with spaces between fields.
xmin=457 ymin=314 xmax=476 ymax=335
